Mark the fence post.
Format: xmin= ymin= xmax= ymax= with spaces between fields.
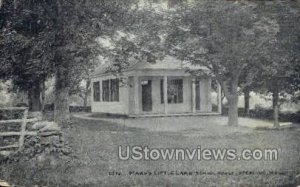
xmin=18 ymin=108 xmax=28 ymax=150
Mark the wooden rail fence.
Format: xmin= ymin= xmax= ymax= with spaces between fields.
xmin=0 ymin=107 xmax=38 ymax=151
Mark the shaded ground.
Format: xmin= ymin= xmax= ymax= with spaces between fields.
xmin=74 ymin=113 xmax=278 ymax=131
xmin=1 ymin=115 xmax=300 ymax=186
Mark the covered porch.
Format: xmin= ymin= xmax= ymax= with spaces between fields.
xmin=127 ymin=71 xmax=222 ymax=117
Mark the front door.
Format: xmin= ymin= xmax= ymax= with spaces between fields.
xmin=141 ymin=80 xmax=152 ymax=112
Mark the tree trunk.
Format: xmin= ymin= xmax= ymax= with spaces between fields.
xmin=52 ymin=0 xmax=70 ymax=126
xmin=83 ymin=80 xmax=90 ymax=108
xmin=83 ymin=93 xmax=88 ymax=108
xmin=28 ymin=83 xmax=41 ymax=112
xmin=54 ymin=66 xmax=70 ymax=126
xmin=272 ymin=89 xmax=280 ymax=128
xmin=40 ymin=80 xmax=46 ymax=111
xmin=244 ymin=90 xmax=250 ymax=117
xmin=227 ymin=94 xmax=239 ymax=126
xmin=221 ymin=77 xmax=239 ymax=127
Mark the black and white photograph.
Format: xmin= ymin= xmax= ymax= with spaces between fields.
xmin=0 ymin=0 xmax=299 ymax=186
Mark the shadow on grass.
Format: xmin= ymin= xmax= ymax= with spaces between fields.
xmin=71 ymin=117 xmax=144 ymax=133
xmin=88 ymin=113 xmax=128 ymax=119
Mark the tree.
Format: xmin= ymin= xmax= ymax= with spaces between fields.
xmin=0 ymin=0 xmax=56 ymax=111
xmin=165 ymin=0 xmax=279 ymax=126
xmin=69 ymin=58 xmax=100 ymax=108
xmin=1 ymin=0 xmax=138 ymax=125
xmin=248 ymin=2 xmax=300 ymax=127
xmin=92 ymin=6 xmax=169 ymax=77
xmin=50 ymin=0 xmax=139 ymax=125
xmin=239 ymin=62 xmax=262 ymax=117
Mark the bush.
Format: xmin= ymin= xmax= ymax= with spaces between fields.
xmin=221 ymin=107 xmax=245 ymax=116
xmin=15 ymin=103 xmax=28 ymax=107
xmin=43 ymin=104 xmax=91 ymax=113
xmin=222 ymin=106 xmax=300 ymax=123
xmin=43 ymin=103 xmax=54 ymax=111
xmin=69 ymin=106 xmax=91 ymax=113
xmin=2 ymin=135 xmax=73 ymax=164
xmin=279 ymin=111 xmax=300 ymax=123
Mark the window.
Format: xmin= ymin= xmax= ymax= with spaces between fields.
xmin=160 ymin=79 xmax=184 ymax=104
xmin=102 ymin=79 xmax=119 ymax=102
xmin=102 ymin=80 xmax=110 ymax=102
xmin=93 ymin=82 xmax=100 ymax=102
xmin=167 ymin=79 xmax=183 ymax=103
xmin=110 ymin=79 xmax=119 ymax=102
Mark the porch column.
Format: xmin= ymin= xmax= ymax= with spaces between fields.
xmin=191 ymin=78 xmax=196 ymax=113
xmin=163 ymin=76 xmax=168 ymax=114
xmin=99 ymin=80 xmax=102 ymax=102
xmin=217 ymin=81 xmax=222 ymax=114
xmin=134 ymin=76 xmax=140 ymax=115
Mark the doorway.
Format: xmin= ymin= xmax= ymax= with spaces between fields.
xmin=141 ymin=80 xmax=152 ymax=112
xmin=195 ymin=80 xmax=200 ymax=110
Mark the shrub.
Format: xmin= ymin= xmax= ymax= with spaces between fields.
xmin=222 ymin=106 xmax=300 ymax=123
xmin=43 ymin=104 xmax=91 ymax=113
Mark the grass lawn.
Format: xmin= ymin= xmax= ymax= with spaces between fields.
xmin=1 ymin=115 xmax=300 ymax=187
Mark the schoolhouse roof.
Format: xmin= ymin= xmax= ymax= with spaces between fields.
xmin=92 ymin=55 xmax=207 ymax=77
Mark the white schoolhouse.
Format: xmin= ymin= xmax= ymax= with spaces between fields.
xmin=91 ymin=56 xmax=222 ymax=117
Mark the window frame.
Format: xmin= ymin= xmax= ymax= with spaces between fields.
xmin=167 ymin=79 xmax=183 ymax=104
xmin=102 ymin=78 xmax=120 ymax=102
xmin=110 ymin=78 xmax=119 ymax=102
xmin=93 ymin=81 xmax=100 ymax=102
